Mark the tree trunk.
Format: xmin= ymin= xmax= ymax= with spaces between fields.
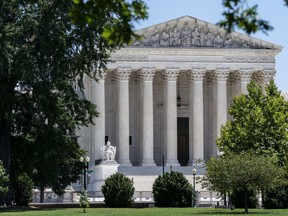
xmin=244 ymin=189 xmax=248 ymax=214
xmin=224 ymin=193 xmax=227 ymax=207
xmin=0 ymin=116 xmax=11 ymax=206
xmin=40 ymin=185 xmax=45 ymax=203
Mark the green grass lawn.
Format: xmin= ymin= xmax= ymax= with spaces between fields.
xmin=1 ymin=208 xmax=288 ymax=216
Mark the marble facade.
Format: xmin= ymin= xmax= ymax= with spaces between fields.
xmin=77 ymin=16 xmax=282 ymax=195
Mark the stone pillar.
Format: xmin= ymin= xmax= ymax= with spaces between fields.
xmin=187 ymin=69 xmax=205 ymax=165
xmin=115 ymin=68 xmax=131 ymax=166
xmin=213 ymin=69 xmax=229 ymax=155
xmin=162 ymin=68 xmax=180 ymax=166
xmin=91 ymin=72 xmax=106 ymax=162
xmin=238 ymin=69 xmax=253 ymax=94
xmin=138 ymin=68 xmax=156 ymax=166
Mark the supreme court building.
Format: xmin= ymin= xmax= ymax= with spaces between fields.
xmin=77 ymin=16 xmax=282 ymax=198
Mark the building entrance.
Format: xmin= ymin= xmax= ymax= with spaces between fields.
xmin=177 ymin=117 xmax=189 ymax=166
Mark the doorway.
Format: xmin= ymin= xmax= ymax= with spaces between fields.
xmin=177 ymin=117 xmax=189 ymax=166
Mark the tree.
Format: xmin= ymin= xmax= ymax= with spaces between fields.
xmin=101 ymin=172 xmax=135 ymax=207
xmin=217 ymin=81 xmax=288 ymax=167
xmin=219 ymin=0 xmax=288 ymax=34
xmin=0 ymin=0 xmax=147 ymax=205
xmin=202 ymin=153 xmax=284 ymax=214
xmin=152 ymin=171 xmax=193 ymax=207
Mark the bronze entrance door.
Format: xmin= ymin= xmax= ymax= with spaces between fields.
xmin=177 ymin=117 xmax=189 ymax=166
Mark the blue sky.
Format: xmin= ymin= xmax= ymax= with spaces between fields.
xmin=134 ymin=0 xmax=288 ymax=92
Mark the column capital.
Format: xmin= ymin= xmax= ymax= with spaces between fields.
xmin=95 ymin=70 xmax=107 ymax=81
xmin=162 ymin=68 xmax=179 ymax=81
xmin=138 ymin=68 xmax=156 ymax=81
xmin=187 ymin=68 xmax=206 ymax=81
xmin=237 ymin=69 xmax=253 ymax=82
xmin=213 ymin=68 xmax=230 ymax=81
xmin=114 ymin=68 xmax=131 ymax=81
xmin=262 ymin=69 xmax=276 ymax=82
xmin=254 ymin=70 xmax=276 ymax=83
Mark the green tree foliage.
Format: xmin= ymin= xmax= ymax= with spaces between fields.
xmin=264 ymin=185 xmax=288 ymax=209
xmin=152 ymin=171 xmax=193 ymax=207
xmin=80 ymin=189 xmax=90 ymax=213
xmin=217 ymin=81 xmax=288 ymax=166
xmin=11 ymin=173 xmax=33 ymax=206
xmin=0 ymin=0 xmax=147 ymax=204
xmin=219 ymin=0 xmax=288 ymax=34
xmin=0 ymin=161 xmax=8 ymax=196
xmin=202 ymin=153 xmax=284 ymax=214
xmin=70 ymin=0 xmax=148 ymax=44
xmin=101 ymin=172 xmax=135 ymax=207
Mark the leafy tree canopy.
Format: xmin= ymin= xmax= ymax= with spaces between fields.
xmin=0 ymin=0 xmax=147 ymax=204
xmin=219 ymin=0 xmax=288 ymax=34
xmin=217 ymin=81 xmax=288 ymax=166
xmin=202 ymin=152 xmax=285 ymax=213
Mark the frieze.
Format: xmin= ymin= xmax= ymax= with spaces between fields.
xmin=129 ymin=16 xmax=280 ymax=50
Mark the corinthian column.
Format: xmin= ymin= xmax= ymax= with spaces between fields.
xmin=91 ymin=71 xmax=106 ymax=162
xmin=238 ymin=69 xmax=253 ymax=94
xmin=162 ymin=68 xmax=180 ymax=166
xmin=115 ymin=68 xmax=131 ymax=166
xmin=213 ymin=69 xmax=229 ymax=155
xmin=138 ymin=68 xmax=156 ymax=166
xmin=187 ymin=68 xmax=205 ymax=165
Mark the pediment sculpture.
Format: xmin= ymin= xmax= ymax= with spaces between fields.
xmin=130 ymin=16 xmax=271 ymax=49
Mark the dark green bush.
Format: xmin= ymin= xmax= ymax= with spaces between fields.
xmin=152 ymin=171 xmax=193 ymax=207
xmin=101 ymin=172 xmax=135 ymax=207
xmin=264 ymin=185 xmax=288 ymax=209
xmin=12 ymin=173 xmax=34 ymax=206
xmin=230 ymin=188 xmax=258 ymax=208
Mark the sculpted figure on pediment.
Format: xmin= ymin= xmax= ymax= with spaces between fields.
xmin=192 ymin=27 xmax=201 ymax=47
xmin=181 ymin=23 xmax=191 ymax=47
xmin=170 ymin=26 xmax=181 ymax=46
xmin=160 ymin=29 xmax=170 ymax=46
xmin=204 ymin=31 xmax=214 ymax=47
xmin=214 ymin=35 xmax=223 ymax=48
xmin=150 ymin=30 xmax=160 ymax=47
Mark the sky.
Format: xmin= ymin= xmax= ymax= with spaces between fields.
xmin=134 ymin=0 xmax=288 ymax=92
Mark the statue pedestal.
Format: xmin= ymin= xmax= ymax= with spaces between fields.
xmin=88 ymin=161 xmax=119 ymax=193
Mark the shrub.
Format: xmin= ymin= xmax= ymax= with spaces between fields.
xmin=152 ymin=171 xmax=193 ymax=207
xmin=230 ymin=188 xmax=258 ymax=208
xmin=12 ymin=173 xmax=33 ymax=206
xmin=101 ymin=172 xmax=135 ymax=207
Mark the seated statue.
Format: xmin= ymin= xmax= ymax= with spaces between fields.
xmin=101 ymin=141 xmax=116 ymax=161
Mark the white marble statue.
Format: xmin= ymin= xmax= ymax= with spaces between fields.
xmin=101 ymin=141 xmax=116 ymax=161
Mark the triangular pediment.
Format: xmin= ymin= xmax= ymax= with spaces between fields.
xmin=130 ymin=16 xmax=281 ymax=50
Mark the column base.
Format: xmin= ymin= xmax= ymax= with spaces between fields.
xmin=140 ymin=160 xmax=156 ymax=167
xmin=117 ymin=159 xmax=132 ymax=166
xmin=165 ymin=159 xmax=180 ymax=167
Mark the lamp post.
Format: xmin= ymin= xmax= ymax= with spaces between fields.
xmin=192 ymin=167 xmax=197 ymax=208
xmin=80 ymin=156 xmax=90 ymax=190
